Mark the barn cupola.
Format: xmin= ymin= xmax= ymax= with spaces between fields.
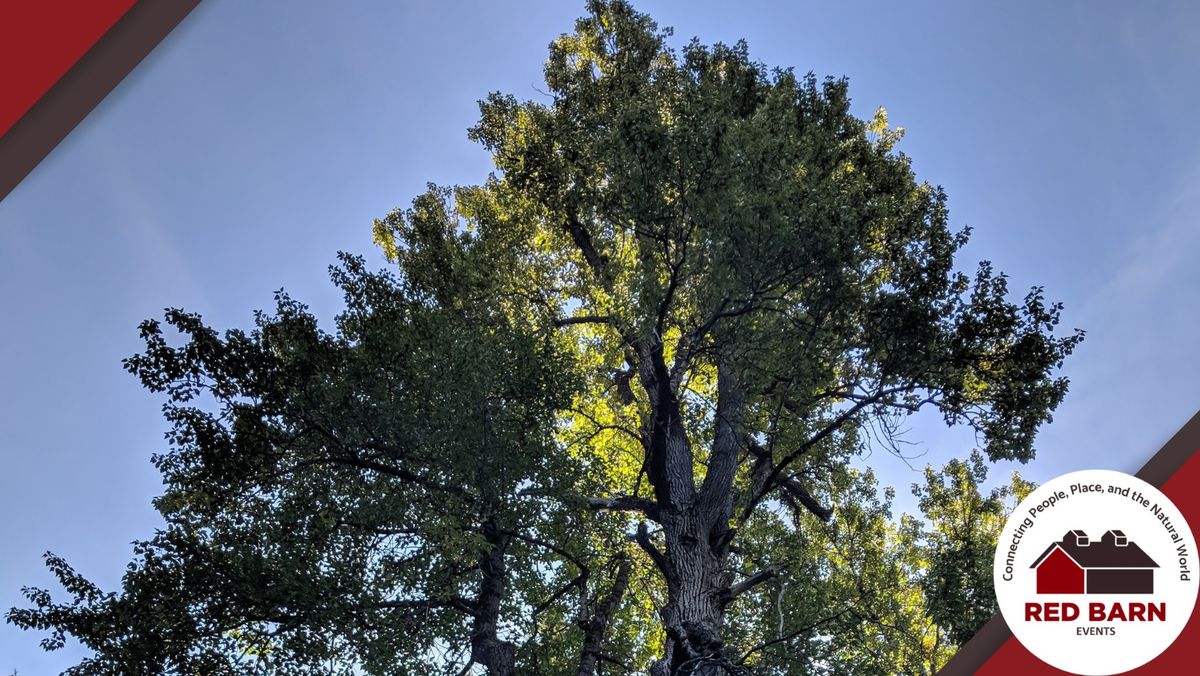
xmin=1102 ymin=529 xmax=1129 ymax=547
xmin=1065 ymin=529 xmax=1090 ymax=546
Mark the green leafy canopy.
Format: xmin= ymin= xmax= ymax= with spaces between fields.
xmin=9 ymin=2 xmax=1080 ymax=674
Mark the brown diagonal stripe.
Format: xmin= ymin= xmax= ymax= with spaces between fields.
xmin=939 ymin=409 xmax=1200 ymax=674
xmin=0 ymin=0 xmax=201 ymax=203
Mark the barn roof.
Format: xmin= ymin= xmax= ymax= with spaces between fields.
xmin=1030 ymin=533 xmax=1159 ymax=570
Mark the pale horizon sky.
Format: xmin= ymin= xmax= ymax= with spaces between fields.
xmin=3 ymin=1 xmax=1200 ymax=671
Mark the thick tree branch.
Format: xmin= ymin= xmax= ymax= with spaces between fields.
xmin=553 ymin=315 xmax=612 ymax=328
xmin=588 ymin=496 xmax=661 ymax=521
xmin=635 ymin=340 xmax=695 ymax=511
xmin=778 ymin=475 xmax=833 ymax=523
xmin=470 ymin=522 xmax=517 ymax=675
xmin=722 ymin=566 xmax=783 ymax=605
xmin=633 ymin=521 xmax=670 ymax=577
xmin=655 ymin=250 xmax=686 ymax=335
xmin=697 ymin=357 xmax=744 ymax=522
xmin=739 ymin=384 xmax=917 ymax=523
xmin=564 ymin=214 xmax=609 ymax=282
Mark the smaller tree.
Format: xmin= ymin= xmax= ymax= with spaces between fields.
xmin=719 ymin=453 xmax=1036 ymax=675
xmin=724 ymin=467 xmax=936 ymax=675
xmin=913 ymin=451 xmax=1034 ymax=648
xmin=6 ymin=244 xmax=590 ymax=675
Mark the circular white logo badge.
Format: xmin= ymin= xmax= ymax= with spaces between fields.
xmin=994 ymin=469 xmax=1197 ymax=674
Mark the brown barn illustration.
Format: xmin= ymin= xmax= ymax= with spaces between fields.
xmin=1030 ymin=529 xmax=1158 ymax=594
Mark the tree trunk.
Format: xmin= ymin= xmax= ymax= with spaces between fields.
xmin=658 ymin=509 xmax=734 ymax=674
xmin=635 ymin=342 xmax=744 ymax=674
xmin=471 ymin=521 xmax=517 ymax=675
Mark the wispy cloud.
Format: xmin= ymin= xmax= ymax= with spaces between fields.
xmin=92 ymin=131 xmax=209 ymax=311
xmin=1047 ymin=169 xmax=1200 ymax=471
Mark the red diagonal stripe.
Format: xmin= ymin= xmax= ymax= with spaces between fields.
xmin=943 ymin=411 xmax=1200 ymax=674
xmin=0 ymin=0 xmax=137 ymax=139
xmin=976 ymin=450 xmax=1200 ymax=674
xmin=0 ymin=0 xmax=199 ymax=201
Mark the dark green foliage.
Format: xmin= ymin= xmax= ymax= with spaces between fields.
xmin=11 ymin=250 xmax=580 ymax=674
xmin=913 ymin=452 xmax=1033 ymax=646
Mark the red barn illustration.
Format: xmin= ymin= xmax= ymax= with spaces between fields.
xmin=1030 ymin=529 xmax=1158 ymax=594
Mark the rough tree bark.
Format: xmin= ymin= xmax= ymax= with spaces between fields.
xmin=632 ymin=347 xmax=761 ymax=674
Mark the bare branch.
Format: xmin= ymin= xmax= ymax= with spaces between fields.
xmin=307 ymin=451 xmax=468 ymax=499
xmin=739 ymin=384 xmax=917 ymax=522
xmin=500 ymin=529 xmax=590 ymax=574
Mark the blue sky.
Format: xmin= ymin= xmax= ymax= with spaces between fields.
xmin=3 ymin=1 xmax=1199 ymax=671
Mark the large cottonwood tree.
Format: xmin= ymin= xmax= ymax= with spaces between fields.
xmin=10 ymin=2 xmax=1079 ymax=674
xmin=449 ymin=1 xmax=1080 ymax=671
